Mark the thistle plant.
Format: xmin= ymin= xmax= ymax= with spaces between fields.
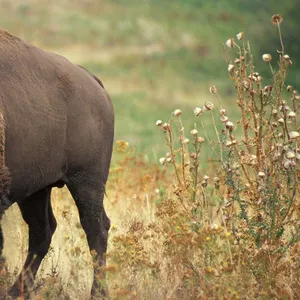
xmin=155 ymin=14 xmax=299 ymax=297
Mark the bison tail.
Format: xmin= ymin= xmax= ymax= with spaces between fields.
xmin=0 ymin=112 xmax=11 ymax=200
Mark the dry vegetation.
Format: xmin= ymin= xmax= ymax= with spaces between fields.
xmin=0 ymin=14 xmax=299 ymax=300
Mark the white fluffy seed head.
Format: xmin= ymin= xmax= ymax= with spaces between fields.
xmin=156 ymin=120 xmax=163 ymax=126
xmin=194 ymin=107 xmax=203 ymax=116
xmin=190 ymin=129 xmax=198 ymax=136
xmin=225 ymin=38 xmax=234 ymax=48
xmin=174 ymin=109 xmax=182 ymax=117
xmin=159 ymin=157 xmax=166 ymax=165
xmin=262 ymin=54 xmax=272 ymax=62
xmin=289 ymin=131 xmax=299 ymax=139
xmin=236 ymin=32 xmax=244 ymax=40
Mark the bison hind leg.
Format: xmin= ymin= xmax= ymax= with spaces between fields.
xmin=9 ymin=187 xmax=57 ymax=298
xmin=66 ymin=175 xmax=110 ymax=298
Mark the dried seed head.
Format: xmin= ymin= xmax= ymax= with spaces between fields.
xmin=162 ymin=122 xmax=170 ymax=132
xmin=159 ymin=157 xmax=166 ymax=165
xmin=283 ymin=55 xmax=292 ymax=65
xmin=283 ymin=159 xmax=293 ymax=169
xmin=225 ymin=38 xmax=234 ymax=48
xmin=288 ymin=111 xmax=296 ymax=118
xmin=182 ymin=138 xmax=190 ymax=144
xmin=271 ymin=14 xmax=283 ymax=25
xmin=262 ymin=54 xmax=272 ymax=62
xmin=286 ymin=151 xmax=295 ymax=159
xmin=190 ymin=129 xmax=198 ymax=136
xmin=194 ymin=107 xmax=203 ymax=116
xmin=203 ymin=175 xmax=209 ymax=180
xmin=234 ymin=58 xmax=240 ymax=64
xmin=209 ymin=85 xmax=217 ymax=94
xmin=190 ymin=152 xmax=197 ymax=159
xmin=225 ymin=140 xmax=236 ymax=147
xmin=243 ymin=79 xmax=250 ymax=90
xmin=201 ymin=180 xmax=208 ymax=188
xmin=256 ymin=76 xmax=262 ymax=83
xmin=272 ymin=108 xmax=278 ymax=115
xmin=228 ymin=64 xmax=235 ymax=72
xmin=166 ymin=157 xmax=172 ymax=163
xmin=264 ymin=85 xmax=273 ymax=92
xmin=225 ymin=121 xmax=234 ymax=131
xmin=286 ymin=85 xmax=293 ymax=92
xmin=204 ymin=102 xmax=214 ymax=111
xmin=156 ymin=120 xmax=163 ymax=126
xmin=258 ymin=171 xmax=265 ymax=178
xmin=219 ymin=108 xmax=227 ymax=116
xmin=214 ymin=177 xmax=220 ymax=182
xmin=289 ymin=131 xmax=300 ymax=139
xmin=278 ymin=118 xmax=284 ymax=124
xmin=174 ymin=109 xmax=182 ymax=117
xmin=221 ymin=115 xmax=229 ymax=123
xmin=197 ymin=137 xmax=205 ymax=143
xmin=236 ymin=32 xmax=244 ymax=40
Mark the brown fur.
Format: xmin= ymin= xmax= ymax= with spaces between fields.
xmin=0 ymin=28 xmax=114 ymax=298
xmin=0 ymin=112 xmax=11 ymax=199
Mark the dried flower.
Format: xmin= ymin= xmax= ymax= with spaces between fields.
xmin=258 ymin=171 xmax=265 ymax=178
xmin=288 ymin=111 xmax=296 ymax=118
xmin=225 ymin=38 xmax=234 ymax=48
xmin=283 ymin=54 xmax=292 ymax=65
xmin=256 ymin=76 xmax=262 ymax=83
xmin=190 ymin=129 xmax=198 ymax=136
xmin=272 ymin=108 xmax=278 ymax=115
xmin=182 ymin=138 xmax=190 ymax=144
xmin=264 ymin=85 xmax=273 ymax=92
xmin=159 ymin=157 xmax=166 ymax=165
xmin=236 ymin=32 xmax=244 ymax=40
xmin=194 ymin=107 xmax=203 ymax=116
xmin=286 ymin=151 xmax=295 ymax=159
xmin=278 ymin=118 xmax=284 ymax=124
xmin=289 ymin=131 xmax=299 ymax=139
xmin=219 ymin=109 xmax=226 ymax=116
xmin=156 ymin=120 xmax=163 ymax=126
xmin=225 ymin=121 xmax=234 ymax=131
xmin=203 ymin=175 xmax=209 ymax=180
xmin=271 ymin=14 xmax=283 ymax=25
xmin=262 ymin=54 xmax=272 ymax=62
xmin=162 ymin=122 xmax=170 ymax=132
xmin=286 ymin=85 xmax=293 ymax=92
xmin=197 ymin=137 xmax=205 ymax=143
xmin=174 ymin=109 xmax=182 ymax=117
xmin=225 ymin=140 xmax=236 ymax=147
xmin=209 ymin=86 xmax=217 ymax=94
xmin=204 ymin=102 xmax=214 ymax=110
xmin=283 ymin=54 xmax=290 ymax=60
xmin=201 ymin=180 xmax=208 ymax=188
xmin=221 ymin=115 xmax=229 ymax=123
xmin=228 ymin=64 xmax=235 ymax=72
xmin=283 ymin=159 xmax=293 ymax=169
xmin=243 ymin=79 xmax=250 ymax=90
xmin=166 ymin=157 xmax=172 ymax=163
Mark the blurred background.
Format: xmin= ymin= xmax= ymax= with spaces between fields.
xmin=0 ymin=0 xmax=299 ymax=159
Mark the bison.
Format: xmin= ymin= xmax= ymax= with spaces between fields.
xmin=0 ymin=28 xmax=114 ymax=298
